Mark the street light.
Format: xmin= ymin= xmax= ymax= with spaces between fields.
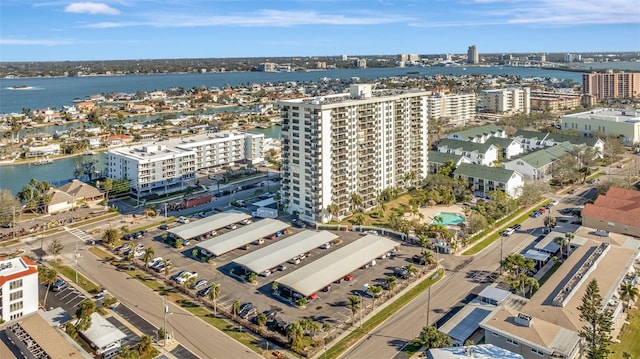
xmin=163 ymin=295 xmax=169 ymax=347
xmin=357 ymin=292 xmax=363 ymax=328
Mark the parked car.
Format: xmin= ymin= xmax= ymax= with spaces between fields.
xmin=191 ymin=279 xmax=208 ymax=291
xmin=322 ymin=285 xmax=331 ymax=292
xmin=241 ymin=218 xmax=253 ymax=225
xmin=51 ymin=278 xmax=68 ymax=292
xmin=343 ymin=274 xmax=354 ymax=281
xmin=259 ymin=269 xmax=272 ymax=277
xmin=531 ymin=211 xmax=541 ymax=218
xmin=320 ymin=242 xmax=331 ymax=250
xmin=175 ymin=271 xmax=197 ymax=285
xmin=226 ymin=224 xmax=238 ymax=230
xmin=512 ymin=224 xmax=522 ymax=231
xmin=568 ymin=189 xmax=576 ymax=194
xmin=289 ymin=257 xmax=301 ymax=265
xmin=278 ymin=264 xmax=287 ymax=271
xmin=177 ymin=216 xmax=190 ymax=224
xmin=549 ymin=200 xmax=559 ymax=207
xmin=147 ymin=257 xmax=163 ymax=268
xmin=538 ymin=208 xmax=545 ymax=213
xmin=394 ymin=267 xmax=409 ymax=279
xmin=197 ymin=286 xmax=212 ymax=297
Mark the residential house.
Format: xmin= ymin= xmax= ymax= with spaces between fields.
xmin=85 ymin=137 xmax=102 ymax=148
xmin=25 ymin=143 xmax=60 ymax=158
xmin=76 ymin=101 xmax=96 ymax=112
xmin=582 ymin=186 xmax=640 ymax=237
xmin=57 ymin=180 xmax=104 ymax=203
xmin=103 ymin=134 xmax=134 ymax=147
xmin=446 ymin=124 xmax=506 ymax=143
xmin=453 ymin=163 xmax=523 ymax=198
xmin=485 ymin=137 xmax=524 ymax=160
xmin=436 ymin=138 xmax=499 ymax=166
xmin=45 ymin=188 xmax=75 ymax=214
xmin=428 ymin=150 xmax=472 ymax=174
xmin=503 ymin=144 xmax=575 ymax=181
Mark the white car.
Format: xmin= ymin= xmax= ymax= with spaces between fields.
xmin=147 ymin=257 xmax=162 ymax=268
xmin=502 ymin=228 xmax=515 ymax=237
xmin=175 ymin=271 xmax=198 ymax=284
xmin=549 ymin=200 xmax=559 ymax=207
xmin=320 ymin=242 xmax=331 ymax=249
xmin=259 ymin=269 xmax=272 ymax=277
xmin=178 ymin=216 xmax=190 ymax=224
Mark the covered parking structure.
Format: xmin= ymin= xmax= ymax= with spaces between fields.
xmin=197 ymin=218 xmax=289 ymax=257
xmin=168 ymin=212 xmax=250 ymax=241
xmin=276 ymin=235 xmax=398 ymax=298
xmin=233 ymin=230 xmax=338 ymax=274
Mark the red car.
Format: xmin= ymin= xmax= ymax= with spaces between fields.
xmin=538 ymin=208 xmax=545 ymax=213
xmin=308 ymin=293 xmax=317 ymax=300
xmin=344 ymin=274 xmax=354 ymax=281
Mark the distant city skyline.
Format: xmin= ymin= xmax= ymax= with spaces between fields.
xmin=0 ymin=0 xmax=638 ymax=62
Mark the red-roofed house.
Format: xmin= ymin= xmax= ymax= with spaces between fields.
xmin=582 ymin=187 xmax=640 ymax=237
xmin=0 ymin=256 xmax=39 ymax=322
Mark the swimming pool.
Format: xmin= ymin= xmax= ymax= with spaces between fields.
xmin=433 ymin=212 xmax=465 ymax=225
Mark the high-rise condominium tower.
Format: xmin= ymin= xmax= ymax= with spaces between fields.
xmin=278 ymin=84 xmax=430 ymax=224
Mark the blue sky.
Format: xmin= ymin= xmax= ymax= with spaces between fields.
xmin=1 ymin=0 xmax=639 ymax=61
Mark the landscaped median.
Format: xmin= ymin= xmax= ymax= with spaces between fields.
xmin=323 ymin=268 xmax=444 ymax=359
xmin=49 ymin=261 xmax=101 ymax=295
xmin=462 ymin=199 xmax=551 ymax=256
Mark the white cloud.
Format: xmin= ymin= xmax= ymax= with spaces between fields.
xmin=0 ymin=38 xmax=73 ymax=46
xmin=65 ymin=2 xmax=121 ymax=15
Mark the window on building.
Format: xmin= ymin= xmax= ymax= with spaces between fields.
xmin=10 ymin=312 xmax=22 ymax=321
xmin=9 ymin=291 xmax=22 ymax=301
xmin=531 ymin=348 xmax=545 ymax=356
xmin=9 ymin=301 xmax=23 ymax=312
xmin=9 ymin=280 xmax=22 ymax=290
xmin=506 ymin=338 xmax=519 ymax=346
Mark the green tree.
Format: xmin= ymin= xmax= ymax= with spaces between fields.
xmin=142 ymin=246 xmax=155 ymax=265
xmin=75 ymin=299 xmax=96 ymax=332
xmin=137 ymin=335 xmax=153 ymax=356
xmin=419 ymin=325 xmax=452 ymax=349
xmin=350 ymin=193 xmax=363 ymax=212
xmin=271 ymin=281 xmax=279 ymax=295
xmin=256 ymin=312 xmax=267 ymax=327
xmin=553 ymin=236 xmax=568 ymax=259
xmin=385 ymin=276 xmax=397 ymax=292
xmin=286 ymin=321 xmax=304 ymax=350
xmin=38 ymin=266 xmax=58 ymax=308
xmin=327 ymin=203 xmax=340 ymax=222
xmin=48 ymin=238 xmax=64 ymax=262
xmin=578 ymin=279 xmax=614 ymax=359
xmin=618 ymin=281 xmax=639 ymax=312
xmin=296 ymin=296 xmax=308 ymax=308
xmin=0 ymin=189 xmax=21 ymax=224
xmin=102 ymin=228 xmax=120 ymax=246
xmin=102 ymin=178 xmax=113 ymax=203
xmin=517 ymin=181 xmax=552 ymax=207
xmin=208 ymin=282 xmax=221 ymax=317
xmin=420 ymin=249 xmax=436 ymax=269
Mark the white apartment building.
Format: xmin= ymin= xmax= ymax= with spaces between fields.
xmin=106 ymin=132 xmax=265 ymax=193
xmin=480 ymin=88 xmax=531 ymax=115
xmin=426 ymin=92 xmax=477 ymax=127
xmin=0 ymin=257 xmax=39 ymax=322
xmin=278 ymin=84 xmax=430 ymax=224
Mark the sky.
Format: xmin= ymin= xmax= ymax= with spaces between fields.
xmin=0 ymin=0 xmax=639 ymax=62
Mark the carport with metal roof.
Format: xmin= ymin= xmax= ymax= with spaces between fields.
xmin=233 ymin=230 xmax=338 ymax=274
xmin=168 ymin=212 xmax=250 ymax=241
xmin=197 ymin=218 xmax=289 ymax=257
xmin=276 ymin=235 xmax=398 ymax=297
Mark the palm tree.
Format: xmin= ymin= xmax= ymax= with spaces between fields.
xmin=553 ymin=236 xmax=568 ymax=259
xmin=137 ymin=335 xmax=153 ymax=356
xmin=526 ymin=276 xmax=540 ymax=298
xmin=385 ymin=276 xmax=397 ymax=292
xmin=256 ymin=312 xmax=267 ymax=327
xmin=184 ymin=276 xmax=196 ymax=292
xmin=38 ymin=266 xmax=58 ymax=308
xmin=232 ymin=300 xmax=241 ymax=320
xmin=420 ymin=250 xmax=436 ymax=269
xmin=405 ymin=264 xmax=418 ymax=277
xmin=565 ymin=232 xmax=575 ymax=256
xmin=370 ymin=285 xmax=383 ymax=306
xmin=162 ymin=259 xmax=171 ymax=279
xmin=350 ymin=193 xmax=363 ymax=212
xmin=286 ymin=321 xmax=304 ymax=350
xmin=619 ymin=281 xmax=639 ymax=312
xmin=208 ymin=283 xmax=221 ymax=317
xmin=347 ymin=295 xmax=360 ymax=319
xmin=327 ymin=203 xmax=340 ymax=222
xmin=271 ymin=281 xmax=279 ymax=295
xmin=142 ymin=246 xmax=155 ymax=265
xmin=432 ymin=215 xmax=444 ymax=225
xmin=75 ymin=300 xmax=96 ymax=332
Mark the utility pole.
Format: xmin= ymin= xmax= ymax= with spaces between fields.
xmin=426 ymin=286 xmax=431 ymax=325
xmin=163 ymin=295 xmax=169 ymax=347
xmin=164 ymin=202 xmax=168 ymax=219
xmin=499 ymin=235 xmax=503 ymax=276
xmin=74 ymin=241 xmax=79 ymax=283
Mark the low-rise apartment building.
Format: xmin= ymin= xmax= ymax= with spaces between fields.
xmin=426 ymin=92 xmax=477 ymax=127
xmin=503 ymin=144 xmax=575 ymax=181
xmin=582 ymin=186 xmax=640 ymax=237
xmin=0 ymin=257 xmax=39 ymax=322
xmin=512 ymin=130 xmax=604 ymax=154
xmin=529 ymin=91 xmax=581 ymax=112
xmin=453 ymin=163 xmax=523 ymax=199
xmin=560 ymin=108 xmax=640 ymax=145
xmin=446 ymin=124 xmax=506 ymax=143
xmin=436 ymin=139 xmax=499 ymax=166
xmin=106 ymin=132 xmax=264 ymax=194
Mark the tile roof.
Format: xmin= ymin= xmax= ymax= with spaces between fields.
xmin=437 ymin=138 xmax=495 ymax=154
xmin=448 ymin=124 xmax=504 ymax=141
xmin=582 ymin=187 xmax=640 ymax=227
xmin=0 ymin=256 xmax=38 ymax=287
xmin=454 ymin=163 xmax=517 ymax=183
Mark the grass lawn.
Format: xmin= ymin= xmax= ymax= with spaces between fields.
xmin=609 ymin=305 xmax=640 ymax=359
xmin=68 ymin=212 xmax=119 ymax=228
xmin=324 ymin=269 xmax=444 ymax=359
xmin=50 ymin=262 xmax=101 ymax=294
xmin=332 ymin=192 xmax=413 ymax=226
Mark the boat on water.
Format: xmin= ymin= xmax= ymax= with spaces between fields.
xmin=33 ymin=157 xmax=53 ymax=165
xmin=7 ymin=85 xmax=34 ymax=90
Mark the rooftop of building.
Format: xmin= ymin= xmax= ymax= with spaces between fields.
xmin=427 ymin=344 xmax=524 ymax=359
xmin=0 ymin=256 xmax=38 ymax=286
xmin=278 ymin=87 xmax=429 ymax=107
xmin=447 ymin=124 xmax=504 ymax=141
xmin=582 ymin=186 xmax=640 ymax=228
xmin=454 ymin=163 xmax=518 ymax=183
xmin=57 ymin=179 xmax=103 ymax=200
xmin=562 ymin=108 xmax=640 ymax=123
xmin=513 ymin=130 xmax=602 ymax=147
xmin=507 ymin=143 xmax=574 ymax=168
xmin=437 ymin=138 xmax=496 ymax=154
xmin=428 ymin=150 xmax=466 ymax=164
xmin=485 ymin=136 xmax=518 ymax=148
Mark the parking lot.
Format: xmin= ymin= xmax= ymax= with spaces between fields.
xmin=39 ymin=278 xmax=88 ymax=313
xmin=119 ymin=213 xmax=427 ymax=333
